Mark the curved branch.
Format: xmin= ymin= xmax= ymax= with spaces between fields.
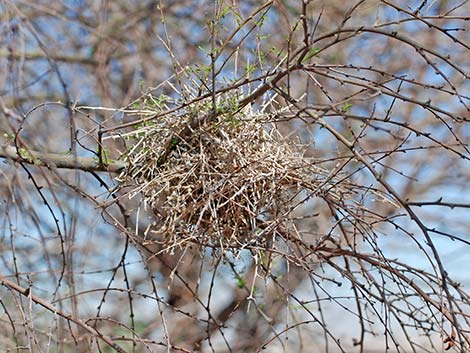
xmin=0 ymin=275 xmax=127 ymax=353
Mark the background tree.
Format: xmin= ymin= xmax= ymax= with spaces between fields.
xmin=0 ymin=1 xmax=469 ymax=352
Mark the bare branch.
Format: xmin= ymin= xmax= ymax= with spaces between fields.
xmin=0 ymin=144 xmax=126 ymax=173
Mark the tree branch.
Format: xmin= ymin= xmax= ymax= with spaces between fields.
xmin=0 ymin=144 xmax=127 ymax=173
xmin=0 ymin=275 xmax=127 ymax=353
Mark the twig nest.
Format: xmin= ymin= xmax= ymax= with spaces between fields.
xmin=119 ymin=102 xmax=341 ymax=252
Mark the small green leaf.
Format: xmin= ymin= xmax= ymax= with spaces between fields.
xmin=244 ymin=63 xmax=256 ymax=75
xmin=169 ymin=137 xmax=179 ymax=148
xmin=235 ymin=275 xmax=246 ymax=289
xmin=130 ymin=101 xmax=141 ymax=109
xmin=341 ymin=102 xmax=353 ymax=112
xmin=302 ymin=47 xmax=321 ymax=63
xmin=19 ymin=147 xmax=32 ymax=162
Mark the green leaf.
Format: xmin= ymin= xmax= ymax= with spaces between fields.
xmin=341 ymin=102 xmax=353 ymax=113
xmin=235 ymin=274 xmax=246 ymax=289
xmin=169 ymin=137 xmax=179 ymax=148
xmin=302 ymin=47 xmax=321 ymax=63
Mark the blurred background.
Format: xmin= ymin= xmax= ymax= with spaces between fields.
xmin=0 ymin=1 xmax=469 ymax=352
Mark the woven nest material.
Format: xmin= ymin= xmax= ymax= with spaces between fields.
xmin=119 ymin=103 xmax=351 ymax=252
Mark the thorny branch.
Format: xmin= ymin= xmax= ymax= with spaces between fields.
xmin=0 ymin=1 xmax=469 ymax=353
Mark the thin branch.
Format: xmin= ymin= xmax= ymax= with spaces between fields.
xmin=0 ymin=275 xmax=127 ymax=353
xmin=407 ymin=198 xmax=470 ymax=209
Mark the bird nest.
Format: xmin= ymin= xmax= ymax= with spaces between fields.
xmin=117 ymin=96 xmax=354 ymax=254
